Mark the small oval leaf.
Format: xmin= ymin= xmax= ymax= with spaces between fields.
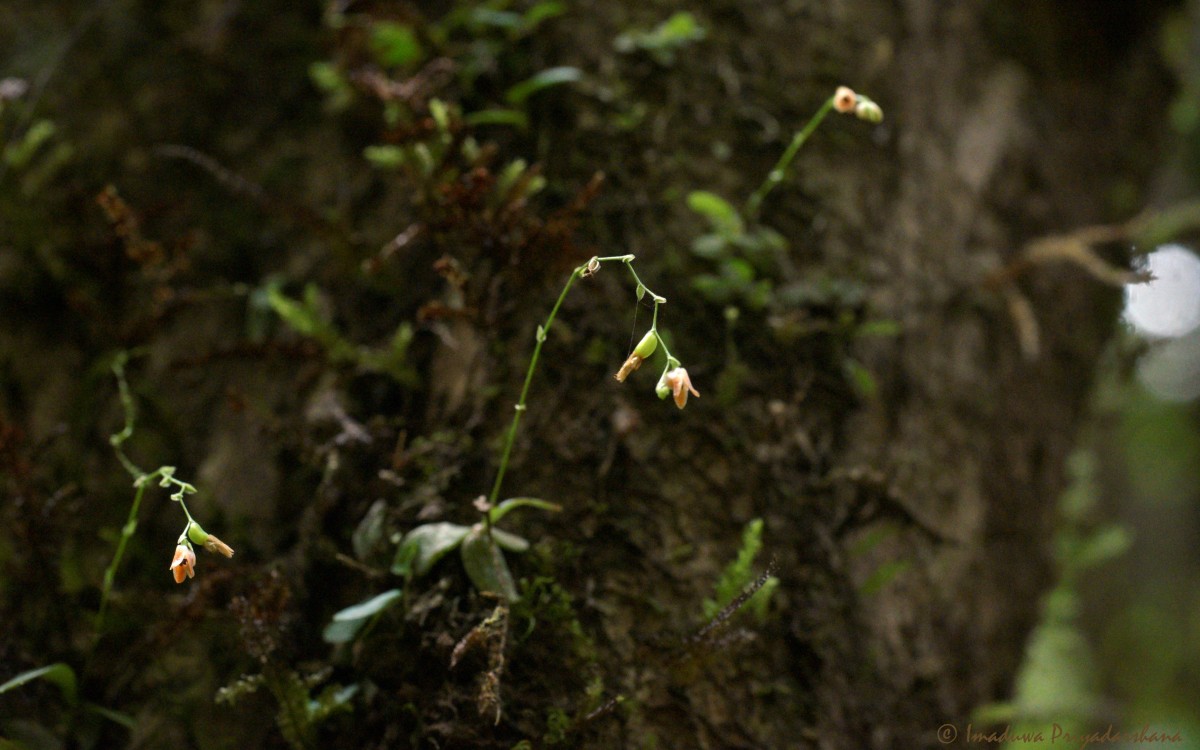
xmin=491 ymin=528 xmax=530 ymax=553
xmin=460 ymin=527 xmax=519 ymax=602
xmin=393 ymin=522 xmax=471 ymax=576
xmin=332 ymin=589 xmax=403 ymax=622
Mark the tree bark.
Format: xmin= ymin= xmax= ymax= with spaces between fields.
xmin=0 ymin=1 xmax=1176 ymax=749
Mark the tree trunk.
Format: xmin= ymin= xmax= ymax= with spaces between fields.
xmin=0 ymin=1 xmax=1175 ymax=749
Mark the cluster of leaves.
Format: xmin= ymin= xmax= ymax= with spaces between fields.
xmin=265 ymin=280 xmax=417 ymax=385
xmin=613 ymin=12 xmax=707 ymax=66
xmin=0 ymin=79 xmax=73 ymax=196
xmin=310 ymin=1 xmax=577 ymax=132
xmin=326 ymin=498 xmax=559 ymax=644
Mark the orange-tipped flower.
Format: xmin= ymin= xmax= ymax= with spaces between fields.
xmin=170 ymin=544 xmax=196 ymax=584
xmin=833 ymin=86 xmax=857 ymax=113
xmin=663 ymin=367 xmax=700 ymax=409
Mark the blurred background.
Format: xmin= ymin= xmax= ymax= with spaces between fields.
xmin=1 ymin=1 xmax=1199 ymax=748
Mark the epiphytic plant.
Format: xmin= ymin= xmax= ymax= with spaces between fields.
xmin=97 ymin=352 xmax=236 ymax=632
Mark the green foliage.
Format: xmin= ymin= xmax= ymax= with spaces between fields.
xmin=266 ymin=282 xmax=416 ymax=385
xmin=374 ymin=500 xmax=560 ymax=616
xmin=489 ymin=497 xmax=561 ymax=524
xmin=308 ymin=61 xmax=353 ymax=111
xmin=505 ymin=66 xmax=583 ymax=105
xmin=391 ymin=518 xmax=530 ymax=603
xmin=462 ymin=526 xmax=521 ymax=601
xmin=614 ymin=11 xmax=707 ymax=65
xmin=369 ymin=22 xmax=424 ymax=68
xmin=0 ymin=90 xmax=73 ymax=195
xmin=392 ymin=522 xmax=472 ymax=578
xmin=217 ymin=666 xmax=355 ymax=750
xmin=703 ymin=518 xmax=777 ymax=622
xmin=973 ymin=449 xmax=1133 ymax=742
xmin=543 ymin=707 xmax=572 ymax=744
xmin=685 ymin=190 xmax=784 ymax=310
xmin=0 ymin=664 xmax=77 ymax=705
xmin=857 ymin=559 xmax=912 ymax=596
xmin=322 ymin=589 xmax=404 ymax=644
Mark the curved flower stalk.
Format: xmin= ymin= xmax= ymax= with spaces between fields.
xmin=488 ymin=254 xmax=700 ymax=505
xmin=98 ymin=353 xmax=237 ymax=632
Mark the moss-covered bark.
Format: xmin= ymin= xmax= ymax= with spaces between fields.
xmin=0 ymin=1 xmax=1177 ymax=748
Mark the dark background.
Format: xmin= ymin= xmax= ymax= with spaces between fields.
xmin=1 ymin=1 xmax=1198 ymax=748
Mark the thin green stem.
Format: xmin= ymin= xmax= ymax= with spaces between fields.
xmin=109 ymin=353 xmax=145 ymax=481
xmin=96 ymin=477 xmax=149 ymax=632
xmin=745 ymin=96 xmax=835 ymax=220
xmin=97 ymin=353 xmax=201 ymax=633
xmin=488 ymin=266 xmax=582 ymax=504
xmin=488 ymin=255 xmax=669 ymax=504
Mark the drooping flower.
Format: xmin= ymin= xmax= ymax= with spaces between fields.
xmin=662 ymin=367 xmax=700 ymax=409
xmin=833 ymin=86 xmax=857 ymax=114
xmin=170 ymin=543 xmax=196 ymax=584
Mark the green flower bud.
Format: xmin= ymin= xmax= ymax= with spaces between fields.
xmin=186 ymin=521 xmax=210 ymax=546
xmin=855 ymin=99 xmax=883 ymax=124
xmin=632 ymin=330 xmax=658 ymax=359
xmin=655 ymin=370 xmax=671 ymax=400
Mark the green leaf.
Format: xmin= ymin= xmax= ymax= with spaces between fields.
xmin=686 ymin=190 xmax=743 ymax=236
xmin=843 ymin=358 xmax=878 ymax=399
xmin=392 ymin=522 xmax=470 ymax=576
xmin=468 ymin=8 xmax=522 ymax=29
xmin=323 ymin=589 xmax=402 ymax=644
xmin=267 ymin=283 xmax=326 ymax=338
xmin=656 ymin=11 xmax=705 ymax=44
xmin=332 ymin=589 xmax=403 ymax=622
xmin=322 ymin=618 xmax=366 ymax=645
xmin=522 ymin=2 xmax=567 ymax=29
xmin=460 ymin=527 xmax=519 ymax=601
xmin=858 ymin=560 xmax=912 ymax=596
xmin=856 ymin=319 xmax=903 ymax=338
xmin=352 ymin=500 xmax=388 ymax=561
xmin=490 ymin=528 xmax=530 ymax=553
xmin=691 ymin=233 xmax=728 ymax=259
xmin=0 ymin=663 xmax=77 ymax=705
xmin=84 ymin=702 xmax=136 ymax=729
xmin=505 ymin=67 xmax=582 ymax=104
xmin=370 ymin=22 xmax=424 ymax=68
xmin=363 ymin=144 xmax=406 ymax=170
xmin=464 ymin=109 xmax=529 ymax=129
xmin=1073 ymin=525 xmax=1132 ymax=570
xmin=488 ymin=497 xmax=561 ymax=525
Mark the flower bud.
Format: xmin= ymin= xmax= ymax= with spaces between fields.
xmin=615 ymin=331 xmax=659 ymax=383
xmin=186 ymin=521 xmax=210 ymax=545
xmin=833 ymin=86 xmax=857 ymax=114
xmin=855 ymin=98 xmax=883 ymax=123
xmin=656 ymin=370 xmax=671 ymax=400
xmin=632 ymin=330 xmax=658 ymax=359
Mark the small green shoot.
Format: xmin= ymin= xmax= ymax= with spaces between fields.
xmin=703 ymin=518 xmax=777 ymax=622
xmin=614 ymin=12 xmax=707 ymax=65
